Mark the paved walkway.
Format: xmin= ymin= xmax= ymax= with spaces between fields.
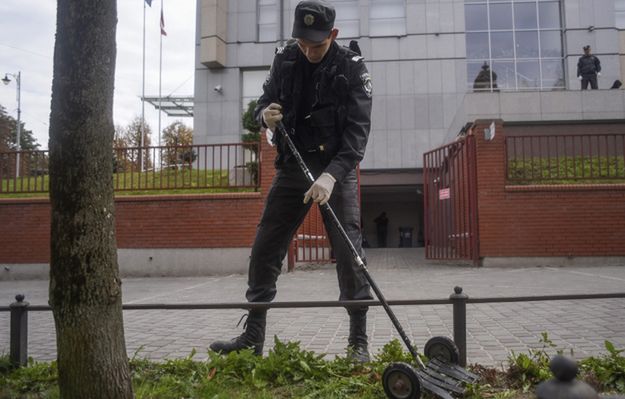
xmin=1 ymin=248 xmax=624 ymax=367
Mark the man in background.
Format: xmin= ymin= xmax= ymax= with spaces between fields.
xmin=577 ymin=45 xmax=601 ymax=90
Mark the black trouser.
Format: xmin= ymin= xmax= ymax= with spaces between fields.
xmin=581 ymin=74 xmax=598 ymax=90
xmin=246 ymin=155 xmax=372 ymax=305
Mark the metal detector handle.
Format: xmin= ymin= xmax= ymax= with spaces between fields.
xmin=274 ymin=121 xmax=425 ymax=368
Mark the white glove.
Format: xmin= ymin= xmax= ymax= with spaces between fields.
xmin=262 ymin=103 xmax=282 ymax=130
xmin=578 ymin=76 xmax=582 ymax=80
xmin=304 ymin=173 xmax=336 ymax=205
xmin=597 ymin=72 xmax=601 ymax=77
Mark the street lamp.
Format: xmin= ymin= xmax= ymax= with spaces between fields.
xmin=2 ymin=71 xmax=21 ymax=178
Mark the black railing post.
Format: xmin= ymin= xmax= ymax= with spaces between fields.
xmin=450 ymin=286 xmax=468 ymax=367
xmin=10 ymin=294 xmax=29 ymax=367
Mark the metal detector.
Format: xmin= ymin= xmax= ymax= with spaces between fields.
xmin=275 ymin=121 xmax=479 ymax=399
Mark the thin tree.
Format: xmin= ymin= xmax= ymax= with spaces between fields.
xmin=123 ymin=116 xmax=152 ymax=170
xmin=48 ymin=1 xmax=133 ymax=398
xmin=162 ymin=120 xmax=194 ymax=167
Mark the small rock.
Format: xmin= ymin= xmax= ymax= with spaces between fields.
xmin=550 ymin=355 xmax=578 ymax=382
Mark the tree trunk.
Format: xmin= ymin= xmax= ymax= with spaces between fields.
xmin=48 ymin=1 xmax=133 ymax=398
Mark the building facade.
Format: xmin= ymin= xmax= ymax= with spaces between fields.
xmin=194 ymin=0 xmax=625 ymax=248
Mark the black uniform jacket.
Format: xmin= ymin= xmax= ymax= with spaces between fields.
xmin=254 ymin=41 xmax=372 ymax=183
xmin=577 ymin=54 xmax=601 ymax=76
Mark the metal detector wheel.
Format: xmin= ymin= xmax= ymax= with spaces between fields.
xmin=424 ymin=336 xmax=460 ymax=365
xmin=382 ymin=362 xmax=422 ymax=399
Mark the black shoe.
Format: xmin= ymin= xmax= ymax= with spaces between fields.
xmin=347 ymin=309 xmax=370 ymax=363
xmin=209 ymin=334 xmax=264 ymax=356
xmin=347 ymin=342 xmax=370 ymax=363
xmin=210 ymin=310 xmax=266 ymax=356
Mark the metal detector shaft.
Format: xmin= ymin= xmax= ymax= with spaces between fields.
xmin=275 ymin=121 xmax=425 ymax=368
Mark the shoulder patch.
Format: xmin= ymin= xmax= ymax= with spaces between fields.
xmin=275 ymin=46 xmax=285 ymax=55
xmin=360 ymin=72 xmax=372 ymax=98
xmin=351 ymin=55 xmax=364 ymax=62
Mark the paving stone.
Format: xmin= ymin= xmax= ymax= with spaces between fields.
xmin=1 ymin=249 xmax=624 ymax=366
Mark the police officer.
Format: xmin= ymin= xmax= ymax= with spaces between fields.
xmin=210 ymin=0 xmax=374 ymax=363
xmin=577 ymin=45 xmax=601 ymax=90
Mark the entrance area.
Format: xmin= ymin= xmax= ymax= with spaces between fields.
xmin=360 ymin=169 xmax=424 ymax=249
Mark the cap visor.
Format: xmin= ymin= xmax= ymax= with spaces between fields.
xmin=292 ymin=26 xmax=329 ymax=43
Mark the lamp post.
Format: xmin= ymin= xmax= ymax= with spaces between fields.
xmin=2 ymin=72 xmax=22 ymax=178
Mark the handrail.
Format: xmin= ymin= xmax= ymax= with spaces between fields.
xmin=3 ymin=292 xmax=624 ymax=312
xmin=5 ymin=289 xmax=625 ymax=367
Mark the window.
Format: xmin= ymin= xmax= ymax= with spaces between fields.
xmin=242 ymin=69 xmax=270 ymax=111
xmin=369 ymin=0 xmax=406 ymax=37
xmin=258 ymin=0 xmax=278 ymax=42
xmin=616 ymin=0 xmax=625 ymax=29
xmin=465 ymin=0 xmax=564 ymax=91
xmin=334 ymin=0 xmax=360 ymax=38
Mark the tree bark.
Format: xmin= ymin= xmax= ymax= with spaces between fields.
xmin=48 ymin=1 xmax=133 ymax=398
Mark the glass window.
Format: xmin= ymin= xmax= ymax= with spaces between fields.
xmin=466 ymin=32 xmax=490 ymax=59
xmin=516 ymin=60 xmax=540 ymax=89
xmin=491 ymin=31 xmax=514 ymax=59
xmin=465 ymin=0 xmax=563 ymax=91
xmin=538 ymin=1 xmax=561 ymax=29
xmin=469 ymin=62 xmax=497 ymax=91
xmin=242 ymin=69 xmax=269 ymax=111
xmin=541 ymin=59 xmax=565 ymax=89
xmin=465 ymin=4 xmax=488 ymax=31
xmin=540 ymin=30 xmax=562 ymax=57
xmin=258 ymin=0 xmax=278 ymax=42
xmin=515 ymin=31 xmax=539 ymax=58
xmin=490 ymin=3 xmax=513 ymax=30
xmin=369 ymin=0 xmax=406 ymax=36
xmin=514 ymin=2 xmax=538 ymax=29
xmin=334 ymin=0 xmax=360 ymax=38
xmin=491 ymin=61 xmax=516 ymax=90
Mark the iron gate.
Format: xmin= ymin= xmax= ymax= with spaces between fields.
xmin=423 ymin=134 xmax=479 ymax=264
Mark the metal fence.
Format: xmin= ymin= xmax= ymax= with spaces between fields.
xmin=0 ymin=142 xmax=260 ymax=194
xmin=5 ymin=288 xmax=624 ymax=368
xmin=424 ymin=135 xmax=479 ymax=264
xmin=505 ymin=133 xmax=625 ymax=184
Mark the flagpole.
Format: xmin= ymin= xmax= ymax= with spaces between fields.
xmin=158 ymin=0 xmax=164 ymax=148
xmin=141 ymin=0 xmax=147 ymax=172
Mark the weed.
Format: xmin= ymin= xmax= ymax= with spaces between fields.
xmin=580 ymin=340 xmax=625 ymax=393
xmin=2 ymin=335 xmax=624 ymax=398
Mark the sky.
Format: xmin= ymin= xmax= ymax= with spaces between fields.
xmin=0 ymin=0 xmax=197 ymax=150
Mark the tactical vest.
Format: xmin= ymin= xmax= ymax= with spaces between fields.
xmin=274 ymin=42 xmax=361 ymax=161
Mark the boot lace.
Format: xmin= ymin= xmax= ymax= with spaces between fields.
xmin=236 ymin=313 xmax=249 ymax=330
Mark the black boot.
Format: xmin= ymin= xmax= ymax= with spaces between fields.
xmin=210 ymin=310 xmax=266 ymax=356
xmin=347 ymin=309 xmax=370 ymax=363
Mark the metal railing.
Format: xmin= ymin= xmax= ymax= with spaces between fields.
xmin=4 ymin=288 xmax=625 ymax=368
xmin=0 ymin=142 xmax=261 ymax=194
xmin=506 ymin=134 xmax=625 ymax=184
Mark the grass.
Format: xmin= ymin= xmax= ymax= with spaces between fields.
xmin=508 ymin=156 xmax=625 ymax=185
xmin=0 ymin=168 xmax=258 ymax=198
xmin=1 ymin=336 xmax=624 ymax=399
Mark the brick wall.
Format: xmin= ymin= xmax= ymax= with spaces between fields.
xmin=0 ymin=136 xmax=278 ymax=264
xmin=473 ymin=120 xmax=625 ymax=257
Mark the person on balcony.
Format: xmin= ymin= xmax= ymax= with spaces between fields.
xmin=577 ymin=45 xmax=601 ymax=90
xmin=210 ymin=0 xmax=373 ymax=363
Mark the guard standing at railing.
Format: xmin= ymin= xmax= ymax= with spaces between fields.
xmin=577 ymin=45 xmax=601 ymax=90
xmin=210 ymin=0 xmax=374 ymax=362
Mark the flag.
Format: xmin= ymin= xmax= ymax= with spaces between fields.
xmin=144 ymin=0 xmax=152 ymax=6
xmin=160 ymin=6 xmax=167 ymax=36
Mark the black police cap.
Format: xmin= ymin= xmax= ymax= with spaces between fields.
xmin=292 ymin=0 xmax=335 ymax=43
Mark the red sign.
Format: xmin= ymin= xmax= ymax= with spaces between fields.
xmin=439 ymin=188 xmax=450 ymax=200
